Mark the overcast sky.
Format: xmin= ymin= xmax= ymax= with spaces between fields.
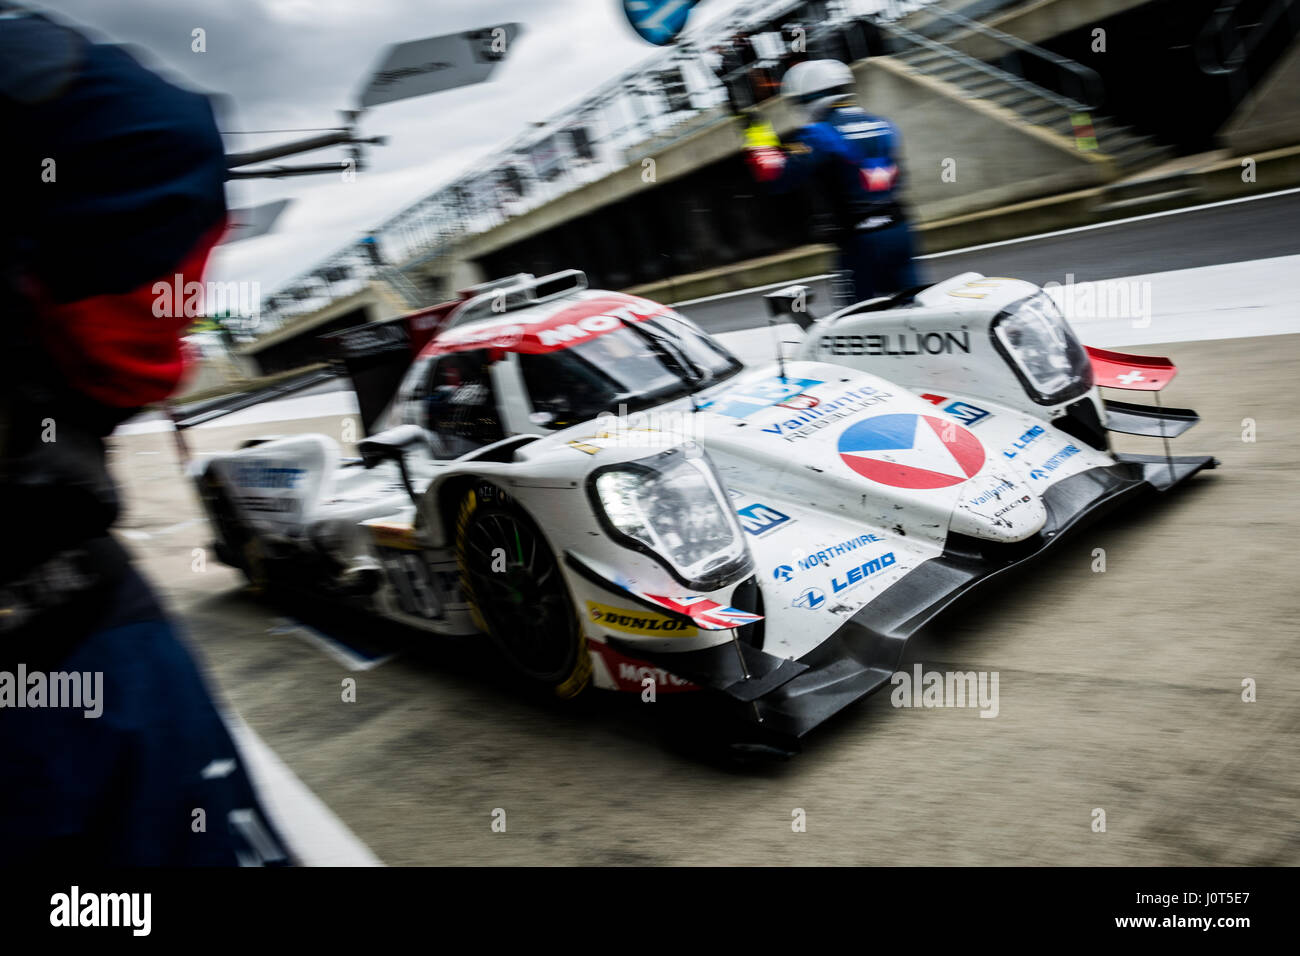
xmin=33 ymin=0 xmax=746 ymax=293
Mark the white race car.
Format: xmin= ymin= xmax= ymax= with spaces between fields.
xmin=196 ymin=270 xmax=1214 ymax=741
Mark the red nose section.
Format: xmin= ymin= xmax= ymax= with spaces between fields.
xmin=1085 ymin=346 xmax=1177 ymax=391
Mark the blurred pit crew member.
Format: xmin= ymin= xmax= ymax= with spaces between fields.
xmin=0 ymin=6 xmax=288 ymax=866
xmin=743 ymin=59 xmax=920 ymax=303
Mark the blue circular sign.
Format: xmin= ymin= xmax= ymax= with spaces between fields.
xmin=623 ymin=0 xmax=698 ymax=46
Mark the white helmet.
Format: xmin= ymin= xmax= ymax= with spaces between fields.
xmin=780 ymin=59 xmax=856 ymax=121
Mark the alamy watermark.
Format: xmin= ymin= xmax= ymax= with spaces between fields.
xmin=50 ymin=886 xmax=150 ymax=935
xmin=0 ymin=665 xmax=103 ymax=718
xmin=152 ymin=274 xmax=261 ymax=321
xmin=1042 ymin=273 xmax=1152 ymax=329
xmin=890 ymin=664 xmax=999 ymax=718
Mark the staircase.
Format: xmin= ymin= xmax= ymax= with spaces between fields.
xmin=372 ymin=263 xmax=427 ymax=310
xmin=1197 ymin=0 xmax=1300 ymax=108
xmin=880 ymin=13 xmax=1175 ymax=173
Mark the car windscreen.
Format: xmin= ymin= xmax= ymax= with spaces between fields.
xmin=649 ymin=311 xmax=741 ymax=383
xmin=518 ymin=315 xmax=742 ymax=430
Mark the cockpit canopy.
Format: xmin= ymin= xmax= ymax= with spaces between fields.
xmin=390 ymin=286 xmax=743 ymax=458
xmin=519 ymin=309 xmax=742 ymax=431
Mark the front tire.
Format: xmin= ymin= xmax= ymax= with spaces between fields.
xmin=455 ymin=484 xmax=590 ymax=698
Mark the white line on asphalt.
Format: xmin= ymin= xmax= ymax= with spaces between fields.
xmin=917 ymin=186 xmax=1300 ymax=259
xmin=669 ymin=186 xmax=1300 ymax=306
xmin=160 ymin=518 xmax=204 ymax=535
xmin=269 ymin=619 xmax=395 ymax=671
xmin=117 ymin=518 xmax=205 ymax=540
xmin=672 ymin=274 xmax=836 ymax=307
xmin=223 ymin=711 xmax=383 ymax=866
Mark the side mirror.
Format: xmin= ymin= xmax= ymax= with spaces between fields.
xmin=764 ymin=284 xmax=815 ymax=330
xmin=357 ymin=424 xmax=428 ymax=468
xmin=357 ymin=424 xmax=429 ymax=503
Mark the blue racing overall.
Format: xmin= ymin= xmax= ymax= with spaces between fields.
xmin=746 ymin=101 xmax=920 ymax=303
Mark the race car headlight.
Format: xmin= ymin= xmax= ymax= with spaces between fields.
xmin=991 ymin=292 xmax=1093 ymax=405
xmin=589 ymin=447 xmax=752 ymax=590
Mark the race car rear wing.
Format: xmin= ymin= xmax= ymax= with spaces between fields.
xmin=321 ymin=317 xmax=415 ymax=436
xmin=322 ymin=271 xmax=590 ymax=435
xmin=321 ymin=299 xmax=458 ymax=435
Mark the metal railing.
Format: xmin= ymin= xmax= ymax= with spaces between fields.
xmin=900 ymin=3 xmax=1104 ymax=110
xmin=882 ymin=19 xmax=1090 ymax=115
xmin=1196 ymin=0 xmax=1300 ymax=75
xmin=246 ymin=0 xmax=937 ymax=339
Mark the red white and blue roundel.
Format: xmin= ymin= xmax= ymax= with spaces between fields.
xmin=838 ymin=414 xmax=985 ymax=489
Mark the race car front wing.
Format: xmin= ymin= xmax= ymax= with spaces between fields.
xmin=611 ymin=452 xmax=1217 ymax=743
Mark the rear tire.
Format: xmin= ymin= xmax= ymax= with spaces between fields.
xmin=200 ymin=473 xmax=269 ymax=591
xmin=454 ymin=483 xmax=590 ymax=698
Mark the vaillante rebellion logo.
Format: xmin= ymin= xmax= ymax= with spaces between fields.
xmin=760 ymin=386 xmax=893 ymax=442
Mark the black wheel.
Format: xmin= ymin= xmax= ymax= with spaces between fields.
xmin=455 ymin=484 xmax=590 ymax=698
xmin=200 ymin=472 xmax=268 ymax=590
